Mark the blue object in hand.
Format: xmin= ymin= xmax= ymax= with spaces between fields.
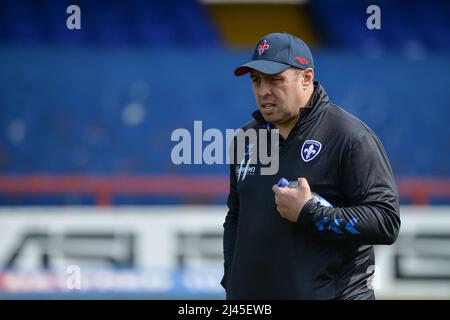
xmin=277 ymin=177 xmax=290 ymax=188
xmin=276 ymin=177 xmax=333 ymax=208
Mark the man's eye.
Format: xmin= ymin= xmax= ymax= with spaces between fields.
xmin=252 ymin=78 xmax=260 ymax=83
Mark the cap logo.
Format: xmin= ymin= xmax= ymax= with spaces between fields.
xmin=295 ymin=55 xmax=309 ymax=65
xmin=258 ymin=40 xmax=270 ymax=55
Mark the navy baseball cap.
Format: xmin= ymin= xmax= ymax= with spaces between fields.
xmin=234 ymin=32 xmax=314 ymax=76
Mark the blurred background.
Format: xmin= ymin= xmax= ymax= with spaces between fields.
xmin=0 ymin=0 xmax=450 ymax=299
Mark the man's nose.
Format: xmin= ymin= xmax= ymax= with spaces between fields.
xmin=257 ymin=80 xmax=272 ymax=98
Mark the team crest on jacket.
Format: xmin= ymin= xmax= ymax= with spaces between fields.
xmin=301 ymin=140 xmax=322 ymax=162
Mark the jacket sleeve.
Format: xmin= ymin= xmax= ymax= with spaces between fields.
xmin=221 ymin=163 xmax=239 ymax=289
xmin=297 ymin=131 xmax=401 ymax=245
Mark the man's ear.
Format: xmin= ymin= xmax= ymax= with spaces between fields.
xmin=302 ymin=68 xmax=314 ymax=87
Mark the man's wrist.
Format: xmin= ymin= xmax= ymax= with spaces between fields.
xmin=296 ymin=198 xmax=316 ymax=225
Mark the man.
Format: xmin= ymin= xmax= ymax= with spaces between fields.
xmin=222 ymin=32 xmax=400 ymax=300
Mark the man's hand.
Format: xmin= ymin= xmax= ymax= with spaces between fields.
xmin=272 ymin=177 xmax=312 ymax=222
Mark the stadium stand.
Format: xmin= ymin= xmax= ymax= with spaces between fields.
xmin=0 ymin=0 xmax=449 ymax=205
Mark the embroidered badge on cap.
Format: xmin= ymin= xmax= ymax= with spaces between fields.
xmin=258 ymin=40 xmax=270 ymax=55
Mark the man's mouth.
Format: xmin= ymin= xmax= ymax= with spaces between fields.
xmin=261 ymin=103 xmax=276 ymax=114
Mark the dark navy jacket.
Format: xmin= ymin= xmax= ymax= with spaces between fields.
xmin=222 ymin=82 xmax=400 ymax=300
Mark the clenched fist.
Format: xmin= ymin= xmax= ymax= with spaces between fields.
xmin=272 ymin=177 xmax=312 ymax=222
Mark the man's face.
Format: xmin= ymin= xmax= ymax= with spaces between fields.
xmin=251 ymin=68 xmax=305 ymax=126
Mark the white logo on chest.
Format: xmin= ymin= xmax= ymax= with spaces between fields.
xmin=301 ymin=140 xmax=322 ymax=162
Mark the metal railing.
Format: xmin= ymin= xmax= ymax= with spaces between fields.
xmin=0 ymin=175 xmax=449 ymax=206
